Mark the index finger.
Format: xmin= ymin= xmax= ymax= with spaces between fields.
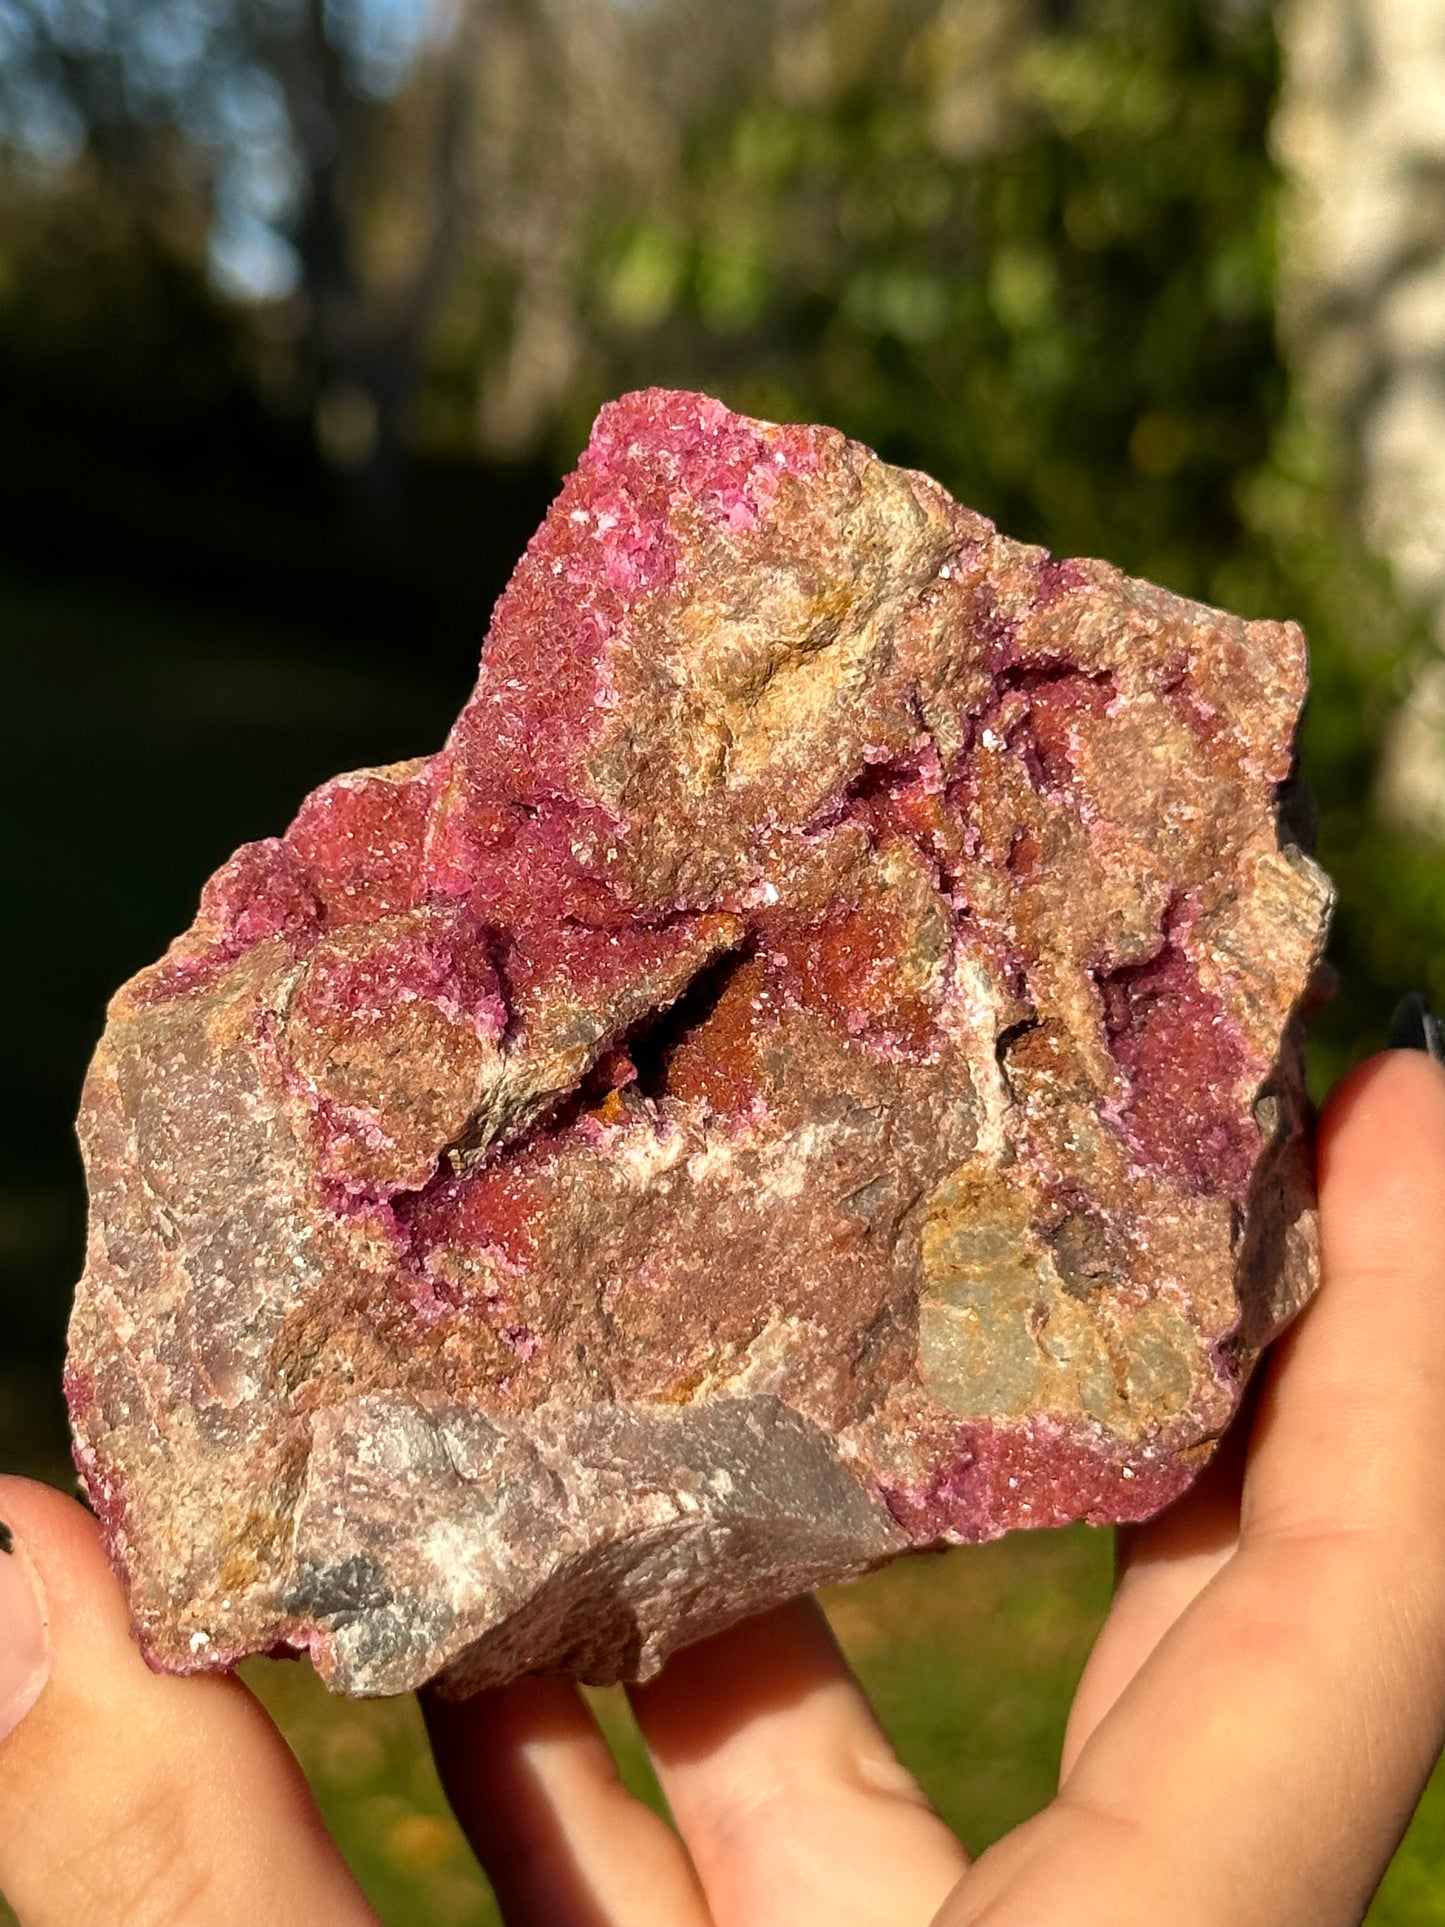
xmin=1068 ymin=1043 xmax=1445 ymax=1765
xmin=1244 ymin=1047 xmax=1445 ymax=1549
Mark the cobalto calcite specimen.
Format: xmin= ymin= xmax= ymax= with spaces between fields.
xmin=67 ymin=390 xmax=1333 ymax=1696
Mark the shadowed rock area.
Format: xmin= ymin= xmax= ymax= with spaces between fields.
xmin=66 ymin=389 xmax=1333 ymax=1696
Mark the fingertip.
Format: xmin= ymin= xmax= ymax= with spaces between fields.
xmin=0 ymin=1473 xmax=104 ymax=1561
xmin=1318 ymin=1047 xmax=1445 ymax=1176
xmin=1313 ymin=1049 xmax=1445 ymax=1294
xmin=0 ymin=1494 xmax=52 ymax=1751
xmin=1242 ymin=1043 xmax=1445 ymax=1551
xmin=0 ymin=1473 xmax=177 ymax=1689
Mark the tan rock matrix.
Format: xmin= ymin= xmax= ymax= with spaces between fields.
xmin=66 ymin=390 xmax=1333 ymax=1696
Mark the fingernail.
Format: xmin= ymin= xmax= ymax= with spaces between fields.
xmin=1389 ymin=992 xmax=1445 ymax=1063
xmin=0 ymin=1520 xmax=50 ymax=1742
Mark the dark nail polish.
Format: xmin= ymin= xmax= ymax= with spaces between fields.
xmin=1389 ymin=992 xmax=1445 ymax=1062
xmin=0 ymin=1522 xmax=12 ymax=1556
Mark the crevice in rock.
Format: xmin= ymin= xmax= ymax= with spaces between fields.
xmin=960 ymin=658 xmax=1118 ymax=803
xmin=804 ymin=738 xmax=976 ymax=905
xmin=626 ymin=939 xmax=759 ymax=1100
xmin=1273 ymin=758 xmax=1318 ymax=855
xmin=799 ymin=743 xmax=941 ymax=840
xmin=1091 ymin=898 xmax=1187 ymax=1049
xmin=841 ymin=753 xmax=934 ymax=808
xmin=994 ymin=1010 xmax=1041 ymax=1100
xmin=480 ymin=924 xmax=522 ymax=1049
xmin=994 ymin=1013 xmax=1041 ymax=1065
xmin=393 ymin=933 xmax=761 ymax=1250
xmin=994 ymin=656 xmax=1107 ymax=697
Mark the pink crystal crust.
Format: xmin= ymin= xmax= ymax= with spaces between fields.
xmin=67 ymin=390 xmax=1333 ymax=1695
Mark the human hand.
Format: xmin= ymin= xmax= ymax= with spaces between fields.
xmin=1 ymin=1047 xmax=1442 ymax=1926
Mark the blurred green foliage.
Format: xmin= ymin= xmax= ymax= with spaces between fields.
xmin=574 ymin=0 xmax=1282 ymax=591
xmin=549 ymin=0 xmax=1437 ymax=1090
xmin=427 ymin=0 xmax=1443 ymax=1083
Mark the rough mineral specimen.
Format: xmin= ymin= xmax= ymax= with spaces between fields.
xmin=67 ymin=390 xmax=1333 ymax=1697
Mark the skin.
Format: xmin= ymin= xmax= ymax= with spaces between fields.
xmin=1 ymin=1048 xmax=1443 ymax=1927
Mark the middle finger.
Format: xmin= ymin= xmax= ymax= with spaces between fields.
xmin=424 ymin=1672 xmax=711 ymax=1927
xmin=628 ymin=1597 xmax=967 ymax=1927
